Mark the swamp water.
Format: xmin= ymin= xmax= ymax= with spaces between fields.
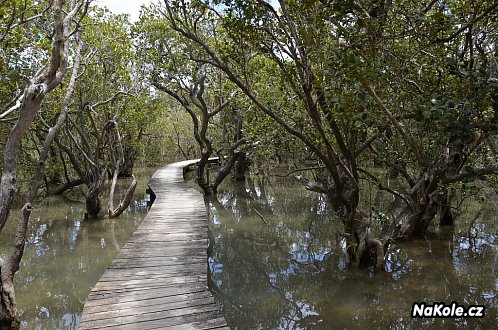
xmin=0 ymin=168 xmax=495 ymax=329
xmin=205 ymin=174 xmax=497 ymax=329
xmin=0 ymin=168 xmax=154 ymax=329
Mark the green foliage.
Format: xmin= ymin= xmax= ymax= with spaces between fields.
xmin=1 ymin=0 xmax=496 ymax=222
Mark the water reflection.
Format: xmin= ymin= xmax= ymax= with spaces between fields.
xmin=206 ymin=174 xmax=497 ymax=329
xmin=0 ymin=168 xmax=154 ymax=330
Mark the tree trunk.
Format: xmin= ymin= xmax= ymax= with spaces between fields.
xmin=398 ymin=196 xmax=440 ymax=238
xmin=196 ymin=153 xmax=211 ymax=195
xmin=48 ymin=179 xmax=84 ymax=195
xmin=439 ymin=204 xmax=455 ymax=226
xmin=0 ymin=1 xmax=88 ymax=324
xmin=327 ymin=186 xmax=385 ymax=269
xmin=85 ymin=183 xmax=102 ymax=219
xmin=108 ymin=176 xmax=137 ymax=218
xmin=234 ymin=153 xmax=247 ymax=181
xmin=438 ymin=187 xmax=455 ymax=226
xmin=232 ymin=109 xmax=246 ymax=181
xmin=394 ymin=166 xmax=459 ymax=238
xmin=0 ymin=276 xmax=18 ymax=330
xmin=0 ymin=272 xmax=18 ymax=330
xmin=119 ymin=146 xmax=135 ymax=177
xmin=211 ymin=152 xmax=242 ymax=194
xmin=1 ymin=203 xmax=32 ymax=329
xmin=0 ymin=85 xmax=46 ymax=233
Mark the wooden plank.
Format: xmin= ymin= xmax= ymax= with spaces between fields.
xmin=85 ymin=286 xmax=209 ymax=306
xmin=83 ymin=291 xmax=214 ymax=315
xmin=82 ymin=297 xmax=219 ymax=321
xmin=79 ymin=160 xmax=227 ymax=329
xmin=84 ymin=308 xmax=227 ymax=330
xmin=100 ymin=266 xmax=205 ymax=278
xmin=91 ymin=275 xmax=206 ymax=292
xmin=150 ymin=317 xmax=230 ymax=330
xmin=81 ymin=304 xmax=220 ymax=329
xmin=106 ymin=260 xmax=206 ymax=271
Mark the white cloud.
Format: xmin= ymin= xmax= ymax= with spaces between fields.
xmin=95 ymin=0 xmax=280 ymax=22
xmin=95 ymin=0 xmax=155 ymax=22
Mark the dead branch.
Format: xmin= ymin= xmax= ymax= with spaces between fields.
xmin=108 ymin=175 xmax=137 ymax=218
xmin=294 ymin=175 xmax=328 ymax=194
xmin=253 ymin=207 xmax=268 ymax=225
xmin=275 ymin=166 xmax=326 ymax=178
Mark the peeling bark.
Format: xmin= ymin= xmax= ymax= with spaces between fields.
xmin=0 ymin=2 xmax=89 ymax=327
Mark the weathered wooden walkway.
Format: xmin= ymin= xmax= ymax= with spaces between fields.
xmin=79 ymin=160 xmax=228 ymax=330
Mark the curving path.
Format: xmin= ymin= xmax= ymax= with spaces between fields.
xmin=79 ymin=160 xmax=228 ymax=329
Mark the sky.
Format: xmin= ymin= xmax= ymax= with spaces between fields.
xmin=96 ymin=0 xmax=280 ymax=22
xmin=96 ymin=0 xmax=155 ymax=22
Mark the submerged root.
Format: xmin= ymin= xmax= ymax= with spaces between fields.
xmin=365 ymin=237 xmax=385 ymax=270
xmin=354 ymin=239 xmax=366 ymax=268
xmin=355 ymin=229 xmax=385 ymax=270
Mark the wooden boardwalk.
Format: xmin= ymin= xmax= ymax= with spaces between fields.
xmin=79 ymin=160 xmax=228 ymax=330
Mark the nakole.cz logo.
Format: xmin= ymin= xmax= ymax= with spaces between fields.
xmin=412 ymin=302 xmax=485 ymax=318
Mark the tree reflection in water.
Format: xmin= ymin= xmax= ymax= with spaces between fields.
xmin=206 ymin=174 xmax=497 ymax=329
xmin=0 ymin=168 xmax=154 ymax=329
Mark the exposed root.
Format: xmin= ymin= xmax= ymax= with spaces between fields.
xmin=354 ymin=238 xmax=366 ymax=268
xmin=365 ymin=237 xmax=385 ymax=270
xmin=355 ymin=228 xmax=386 ymax=270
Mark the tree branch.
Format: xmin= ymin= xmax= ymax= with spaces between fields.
xmin=358 ymin=76 xmax=427 ymax=166
xmin=434 ymin=2 xmax=498 ymax=43
xmin=294 ymin=175 xmax=328 ymax=194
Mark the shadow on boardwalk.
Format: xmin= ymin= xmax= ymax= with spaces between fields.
xmin=79 ymin=160 xmax=228 ymax=330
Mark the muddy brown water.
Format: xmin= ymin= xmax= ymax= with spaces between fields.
xmin=205 ymin=174 xmax=497 ymax=329
xmin=0 ymin=169 xmax=496 ymax=329
xmin=0 ymin=168 xmax=154 ymax=329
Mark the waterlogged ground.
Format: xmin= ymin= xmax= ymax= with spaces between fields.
xmin=1 ymin=167 xmax=495 ymax=329
xmin=206 ymin=174 xmax=498 ymax=329
xmin=0 ymin=168 xmax=154 ymax=329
